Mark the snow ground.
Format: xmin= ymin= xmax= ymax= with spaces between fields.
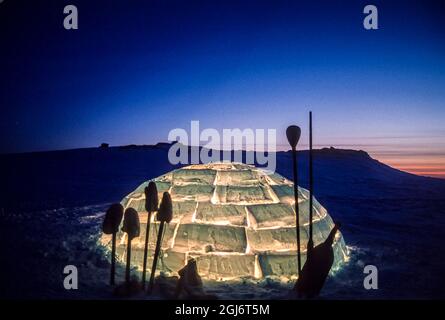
xmin=1 ymin=147 xmax=444 ymax=299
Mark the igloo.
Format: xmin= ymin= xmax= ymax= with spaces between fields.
xmin=100 ymin=162 xmax=348 ymax=280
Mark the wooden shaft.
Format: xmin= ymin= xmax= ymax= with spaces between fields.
xmin=125 ymin=238 xmax=132 ymax=284
xmin=309 ymin=111 xmax=313 ymax=244
xmin=110 ymin=232 xmax=116 ymax=286
xmin=291 ymin=147 xmax=301 ymax=276
xmin=141 ymin=211 xmax=152 ymax=289
xmin=148 ymin=221 xmax=165 ymax=293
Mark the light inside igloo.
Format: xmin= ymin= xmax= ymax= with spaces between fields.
xmin=100 ymin=162 xmax=348 ymax=281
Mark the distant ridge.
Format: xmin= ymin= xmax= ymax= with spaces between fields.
xmin=1 ymin=143 xmax=444 ymax=211
xmin=0 ymin=143 xmax=370 ymax=156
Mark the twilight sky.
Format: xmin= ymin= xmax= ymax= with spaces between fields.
xmin=0 ymin=0 xmax=444 ymax=178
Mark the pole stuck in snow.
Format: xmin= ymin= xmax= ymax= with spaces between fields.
xmin=309 ymin=111 xmax=314 ymax=248
xmin=102 ymin=203 xmax=124 ymax=286
xmin=122 ymin=207 xmax=140 ymax=284
xmin=286 ymin=124 xmax=302 ymax=277
xmin=148 ymin=191 xmax=173 ymax=294
xmin=294 ymin=111 xmax=340 ymax=298
xmin=142 ymin=181 xmax=159 ymax=290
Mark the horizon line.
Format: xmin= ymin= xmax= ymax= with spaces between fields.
xmin=1 ymin=142 xmax=444 ymax=180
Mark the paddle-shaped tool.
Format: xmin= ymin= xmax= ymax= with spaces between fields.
xmin=142 ymin=181 xmax=159 ymax=290
xmin=296 ymin=223 xmax=340 ymax=298
xmin=102 ymin=203 xmax=124 ymax=285
xmin=294 ymin=111 xmax=341 ymax=298
xmin=122 ymin=207 xmax=140 ymax=284
xmin=295 ymin=111 xmax=314 ymax=295
xmin=148 ymin=192 xmax=173 ymax=294
xmin=286 ymin=124 xmax=302 ymax=277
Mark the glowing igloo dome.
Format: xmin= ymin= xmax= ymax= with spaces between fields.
xmin=100 ymin=162 xmax=347 ymax=280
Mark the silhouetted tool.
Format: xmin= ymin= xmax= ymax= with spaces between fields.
xmin=148 ymin=191 xmax=173 ymax=294
xmin=142 ymin=181 xmax=159 ymax=290
xmin=296 ymin=223 xmax=340 ymax=298
xmin=308 ymin=111 xmax=314 ymax=253
xmin=102 ymin=203 xmax=124 ymax=286
xmin=174 ymin=258 xmax=203 ymax=299
xmin=122 ymin=207 xmax=140 ymax=284
xmin=295 ymin=111 xmax=340 ymax=298
xmin=286 ymin=124 xmax=302 ymax=277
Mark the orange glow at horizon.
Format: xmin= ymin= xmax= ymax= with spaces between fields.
xmin=304 ymin=138 xmax=445 ymax=179
xmin=275 ymin=134 xmax=445 ymax=179
xmin=368 ymin=149 xmax=445 ymax=179
xmin=302 ymin=136 xmax=445 ymax=179
xmin=372 ymin=158 xmax=445 ymax=179
xmin=280 ymin=143 xmax=445 ymax=179
xmin=358 ymin=149 xmax=445 ymax=179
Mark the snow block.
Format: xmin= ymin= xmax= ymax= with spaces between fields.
xmin=101 ymin=162 xmax=348 ymax=280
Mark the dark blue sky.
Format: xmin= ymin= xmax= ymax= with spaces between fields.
xmin=0 ymin=0 xmax=444 ymax=175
